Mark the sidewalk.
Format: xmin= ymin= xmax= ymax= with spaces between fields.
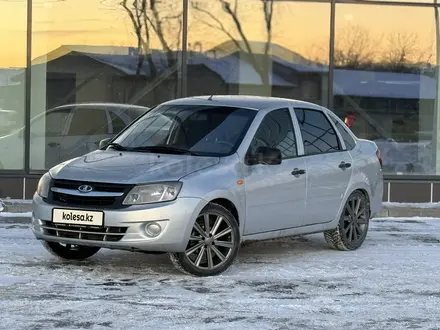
xmin=1 ymin=199 xmax=440 ymax=219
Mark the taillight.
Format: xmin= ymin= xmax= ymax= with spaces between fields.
xmin=376 ymin=149 xmax=382 ymax=168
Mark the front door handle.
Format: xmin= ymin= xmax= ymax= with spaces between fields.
xmin=339 ymin=161 xmax=351 ymax=169
xmin=292 ymin=168 xmax=306 ymax=176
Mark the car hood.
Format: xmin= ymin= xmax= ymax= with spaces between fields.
xmin=49 ymin=150 xmax=220 ymax=184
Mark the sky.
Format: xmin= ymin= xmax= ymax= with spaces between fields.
xmin=0 ymin=0 xmax=438 ymax=68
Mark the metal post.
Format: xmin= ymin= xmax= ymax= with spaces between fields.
xmin=433 ymin=0 xmax=440 ymax=173
xmin=24 ymin=0 xmax=32 ymax=174
xmin=328 ymin=0 xmax=336 ymax=110
xmin=180 ymin=0 xmax=188 ymax=98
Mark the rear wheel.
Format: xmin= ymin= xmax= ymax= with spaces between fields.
xmin=169 ymin=203 xmax=240 ymax=276
xmin=324 ymin=190 xmax=370 ymax=251
xmin=42 ymin=241 xmax=101 ymax=260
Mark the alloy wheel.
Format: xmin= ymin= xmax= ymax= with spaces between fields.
xmin=342 ymin=195 xmax=368 ymax=244
xmin=185 ymin=212 xmax=235 ymax=270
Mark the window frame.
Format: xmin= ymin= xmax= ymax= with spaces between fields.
xmin=245 ymin=107 xmax=299 ymax=163
xmin=292 ymin=107 xmax=343 ymax=157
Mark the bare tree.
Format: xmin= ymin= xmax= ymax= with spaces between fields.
xmin=120 ymin=0 xmax=183 ymax=102
xmin=334 ymin=25 xmax=379 ymax=68
xmin=382 ymin=32 xmax=433 ymax=71
xmin=306 ymin=25 xmax=377 ymax=67
xmin=191 ymin=0 xmax=274 ymax=91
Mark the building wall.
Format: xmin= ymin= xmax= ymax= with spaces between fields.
xmin=0 ymin=0 xmax=440 ymax=201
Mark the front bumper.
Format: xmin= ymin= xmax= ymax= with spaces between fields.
xmin=31 ymin=194 xmax=206 ymax=253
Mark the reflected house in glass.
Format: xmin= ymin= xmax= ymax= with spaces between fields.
xmin=25 ymin=43 xmax=438 ymax=176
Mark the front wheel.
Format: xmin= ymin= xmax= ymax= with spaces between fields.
xmin=324 ymin=190 xmax=370 ymax=251
xmin=170 ymin=203 xmax=240 ymax=276
xmin=42 ymin=241 xmax=101 ymax=260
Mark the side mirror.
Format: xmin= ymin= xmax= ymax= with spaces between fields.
xmin=246 ymin=146 xmax=282 ymax=165
xmin=99 ymin=137 xmax=112 ymax=150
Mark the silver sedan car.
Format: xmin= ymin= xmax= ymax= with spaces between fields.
xmin=32 ymin=96 xmax=383 ymax=276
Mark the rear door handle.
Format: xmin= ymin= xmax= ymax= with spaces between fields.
xmin=339 ymin=161 xmax=351 ymax=169
xmin=292 ymin=168 xmax=306 ymax=176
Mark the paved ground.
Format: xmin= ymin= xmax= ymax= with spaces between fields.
xmin=1 ymin=216 xmax=440 ymax=330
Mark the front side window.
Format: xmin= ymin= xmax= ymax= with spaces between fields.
xmin=247 ymin=108 xmax=297 ymax=159
xmin=113 ymin=104 xmax=257 ymax=156
xmin=295 ymin=108 xmax=340 ymax=155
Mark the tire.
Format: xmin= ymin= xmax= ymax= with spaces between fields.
xmin=324 ymin=190 xmax=370 ymax=251
xmin=42 ymin=241 xmax=101 ymax=260
xmin=169 ymin=203 xmax=240 ymax=276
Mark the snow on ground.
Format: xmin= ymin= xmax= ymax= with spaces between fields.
xmin=1 ymin=217 xmax=440 ymax=330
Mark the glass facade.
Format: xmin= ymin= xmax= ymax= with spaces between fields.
xmin=0 ymin=0 xmax=27 ymax=170
xmin=0 ymin=0 xmax=440 ymax=178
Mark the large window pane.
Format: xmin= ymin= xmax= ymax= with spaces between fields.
xmin=334 ymin=4 xmax=439 ymax=175
xmin=187 ymin=0 xmax=330 ymax=106
xmin=0 ymin=1 xmax=26 ymax=170
xmin=30 ymin=0 xmax=182 ymax=170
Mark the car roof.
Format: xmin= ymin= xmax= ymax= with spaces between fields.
xmin=162 ymin=95 xmax=325 ymax=111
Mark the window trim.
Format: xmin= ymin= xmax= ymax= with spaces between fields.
xmin=245 ymin=107 xmax=299 ymax=164
xmin=293 ymin=107 xmax=343 ymax=157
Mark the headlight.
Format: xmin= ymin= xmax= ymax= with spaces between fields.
xmin=123 ymin=182 xmax=182 ymax=205
xmin=37 ymin=172 xmax=52 ymax=198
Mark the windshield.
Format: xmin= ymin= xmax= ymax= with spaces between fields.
xmin=111 ymin=104 xmax=257 ymax=156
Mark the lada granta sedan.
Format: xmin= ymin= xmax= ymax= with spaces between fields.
xmin=32 ymin=95 xmax=383 ymax=276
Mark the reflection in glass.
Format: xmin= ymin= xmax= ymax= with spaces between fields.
xmin=187 ymin=0 xmax=330 ymax=105
xmin=333 ymin=5 xmax=439 ymax=175
xmin=30 ymin=0 xmax=182 ymax=170
xmin=0 ymin=1 xmax=26 ymax=170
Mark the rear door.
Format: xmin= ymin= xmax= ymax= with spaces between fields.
xmin=293 ymin=108 xmax=353 ymax=226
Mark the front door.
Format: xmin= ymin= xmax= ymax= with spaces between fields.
xmin=243 ymin=108 xmax=307 ymax=235
xmin=294 ymin=108 xmax=352 ymax=226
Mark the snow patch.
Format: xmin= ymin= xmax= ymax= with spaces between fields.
xmin=383 ymin=202 xmax=440 ymax=209
xmin=2 ymin=199 xmax=32 ymax=204
xmin=0 ymin=275 xmax=31 ymax=286
xmin=0 ymin=212 xmax=32 ymax=218
xmin=373 ymin=216 xmax=440 ymax=221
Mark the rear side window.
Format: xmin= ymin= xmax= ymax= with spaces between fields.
xmin=294 ymin=108 xmax=340 ymax=155
xmin=330 ymin=116 xmax=356 ymax=150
